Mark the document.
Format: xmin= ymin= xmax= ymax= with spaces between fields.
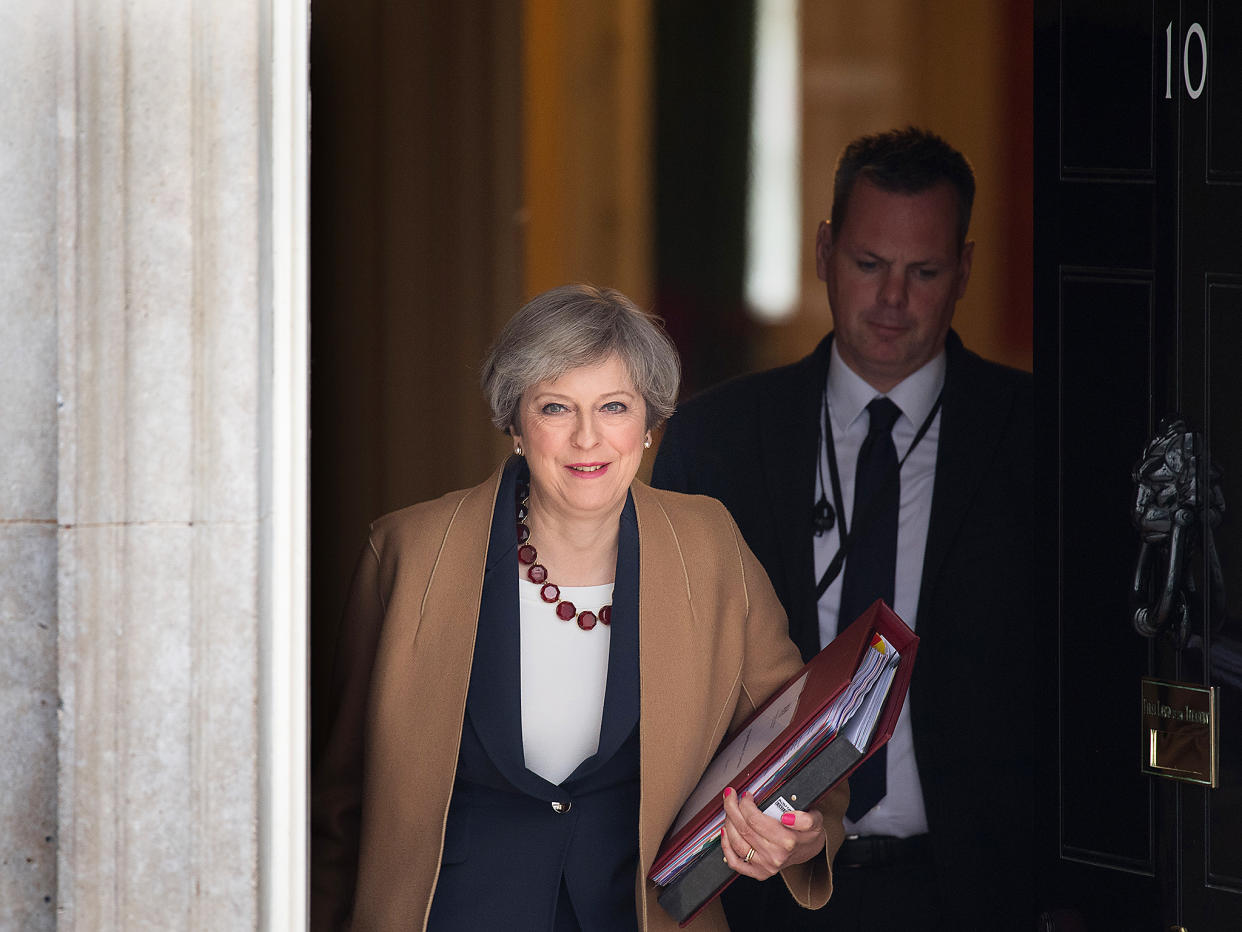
xmin=669 ymin=671 xmax=808 ymax=838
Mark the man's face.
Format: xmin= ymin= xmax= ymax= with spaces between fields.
xmin=817 ymin=179 xmax=973 ymax=393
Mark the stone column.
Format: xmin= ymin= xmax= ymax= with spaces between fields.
xmin=0 ymin=3 xmax=60 ymax=928
xmin=2 ymin=1 xmax=309 ymax=928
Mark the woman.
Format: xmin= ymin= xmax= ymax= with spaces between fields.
xmin=311 ymin=285 xmax=847 ymax=931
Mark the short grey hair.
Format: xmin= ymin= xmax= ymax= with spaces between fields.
xmin=481 ymin=284 xmax=681 ymax=433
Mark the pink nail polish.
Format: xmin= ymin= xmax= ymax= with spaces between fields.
xmin=723 ymin=787 xmax=733 ymax=798
xmin=741 ymin=790 xmax=752 ymax=800
xmin=781 ymin=813 xmax=796 ymax=826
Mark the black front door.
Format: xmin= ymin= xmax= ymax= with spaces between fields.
xmin=1035 ymin=2 xmax=1242 ymax=929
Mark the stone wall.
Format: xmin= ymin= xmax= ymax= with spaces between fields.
xmin=0 ymin=5 xmax=60 ymax=926
xmin=0 ymin=2 xmax=307 ymax=928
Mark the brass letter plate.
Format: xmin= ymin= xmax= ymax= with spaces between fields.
xmin=1140 ymin=677 xmax=1218 ymax=787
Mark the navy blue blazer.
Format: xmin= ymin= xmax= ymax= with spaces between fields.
xmin=427 ymin=458 xmax=642 ymax=932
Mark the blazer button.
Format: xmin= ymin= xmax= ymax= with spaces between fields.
xmin=550 ymin=801 xmax=572 ymax=814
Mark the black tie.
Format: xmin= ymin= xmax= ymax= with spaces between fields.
xmin=838 ymin=396 xmax=901 ymax=821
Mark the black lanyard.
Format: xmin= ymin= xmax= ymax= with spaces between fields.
xmin=814 ymin=377 xmax=944 ymax=600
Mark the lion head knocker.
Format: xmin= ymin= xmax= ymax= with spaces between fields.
xmin=1130 ymin=414 xmax=1226 ymax=647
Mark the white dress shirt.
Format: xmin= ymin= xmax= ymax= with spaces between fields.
xmin=813 ymin=340 xmax=945 ymax=838
xmin=519 ymin=576 xmax=614 ymax=785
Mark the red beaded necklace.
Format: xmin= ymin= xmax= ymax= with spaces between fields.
xmin=515 ymin=485 xmax=613 ymax=632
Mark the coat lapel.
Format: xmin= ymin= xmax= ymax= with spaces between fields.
xmin=919 ymin=333 xmax=1015 ymax=619
xmin=758 ymin=334 xmax=833 ymax=660
xmin=565 ymin=494 xmax=640 ymax=781
xmin=464 ymin=458 xmax=557 ymax=798
xmin=630 ymin=483 xmax=701 ymax=883
xmin=466 ymin=463 xmax=642 ymax=794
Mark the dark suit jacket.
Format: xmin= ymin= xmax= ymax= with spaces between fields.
xmin=310 ymin=458 xmax=848 ymax=932
xmin=652 ymin=331 xmax=1035 ymax=928
xmin=427 ymin=457 xmax=643 ymax=931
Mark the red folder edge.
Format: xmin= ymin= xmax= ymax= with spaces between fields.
xmin=648 ymin=599 xmax=919 ymax=924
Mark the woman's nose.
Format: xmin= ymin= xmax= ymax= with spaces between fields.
xmin=571 ymin=413 xmax=598 ymax=448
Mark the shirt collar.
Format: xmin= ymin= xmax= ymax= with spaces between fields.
xmin=826 ymin=340 xmax=946 ymax=432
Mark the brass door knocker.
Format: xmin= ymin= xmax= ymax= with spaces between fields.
xmin=1130 ymin=415 xmax=1225 ymax=647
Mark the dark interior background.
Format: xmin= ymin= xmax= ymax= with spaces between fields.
xmin=309 ymin=0 xmax=1033 ymax=763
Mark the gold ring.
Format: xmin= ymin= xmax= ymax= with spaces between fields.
xmin=744 ymin=847 xmax=755 ymax=864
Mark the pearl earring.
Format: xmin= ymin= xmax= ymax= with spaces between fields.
xmin=643 ymin=433 xmax=652 ymax=450
xmin=514 ymin=445 xmax=523 ymax=456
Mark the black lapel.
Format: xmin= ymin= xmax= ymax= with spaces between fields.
xmin=466 ymin=464 xmax=641 ymax=793
xmin=918 ymin=332 xmax=1015 ymax=623
xmin=758 ymin=333 xmax=833 ymax=660
xmin=465 ymin=457 xmax=556 ymax=798
xmin=566 ymin=493 xmax=640 ymax=782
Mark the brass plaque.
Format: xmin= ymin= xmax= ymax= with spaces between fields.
xmin=1140 ymin=678 xmax=1218 ymax=787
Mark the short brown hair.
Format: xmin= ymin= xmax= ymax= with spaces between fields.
xmin=831 ymin=126 xmax=975 ymax=247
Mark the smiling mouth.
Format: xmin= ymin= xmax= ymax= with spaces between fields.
xmin=568 ymin=464 xmax=607 ymax=472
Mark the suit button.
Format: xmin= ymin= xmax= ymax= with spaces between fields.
xmin=551 ymin=801 xmax=572 ymax=814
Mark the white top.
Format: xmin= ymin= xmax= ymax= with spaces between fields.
xmin=813 ymin=340 xmax=945 ymax=838
xmin=518 ymin=574 xmax=614 ymax=785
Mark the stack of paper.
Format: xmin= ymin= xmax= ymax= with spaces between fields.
xmin=651 ymin=634 xmax=899 ymax=886
xmin=648 ymin=599 xmax=918 ymax=926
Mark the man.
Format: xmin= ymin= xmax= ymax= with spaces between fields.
xmin=652 ymin=128 xmax=1034 ymax=930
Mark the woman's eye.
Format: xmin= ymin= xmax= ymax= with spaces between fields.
xmin=541 ymin=402 xmax=567 ymax=415
xmin=915 ymin=267 xmax=940 ymax=281
xmin=856 ymin=260 xmax=878 ymax=272
xmin=602 ymin=401 xmax=627 ymax=414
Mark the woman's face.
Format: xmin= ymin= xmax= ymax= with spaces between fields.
xmin=512 ymin=353 xmax=648 ymax=525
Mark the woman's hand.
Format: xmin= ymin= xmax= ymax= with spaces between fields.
xmin=718 ymin=787 xmax=826 ymax=880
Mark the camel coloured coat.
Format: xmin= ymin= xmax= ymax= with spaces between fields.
xmin=312 ymin=460 xmax=847 ymax=931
